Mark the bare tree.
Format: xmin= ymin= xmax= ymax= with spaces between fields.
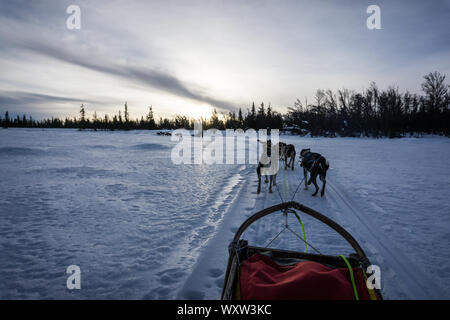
xmin=422 ymin=71 xmax=448 ymax=113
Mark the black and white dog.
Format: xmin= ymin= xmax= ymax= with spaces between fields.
xmin=257 ymin=140 xmax=278 ymax=194
xmin=300 ymin=148 xmax=329 ymax=197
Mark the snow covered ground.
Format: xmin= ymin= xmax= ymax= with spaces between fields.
xmin=0 ymin=128 xmax=449 ymax=299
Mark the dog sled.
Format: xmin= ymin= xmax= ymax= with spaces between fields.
xmin=221 ymin=201 xmax=382 ymax=300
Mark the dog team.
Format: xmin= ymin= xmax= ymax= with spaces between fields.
xmin=257 ymin=140 xmax=329 ymax=197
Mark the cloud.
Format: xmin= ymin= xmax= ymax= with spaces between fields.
xmin=0 ymin=90 xmax=97 ymax=110
xmin=0 ymin=23 xmax=238 ymax=113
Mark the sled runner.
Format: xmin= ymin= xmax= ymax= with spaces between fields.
xmin=221 ymin=201 xmax=382 ymax=300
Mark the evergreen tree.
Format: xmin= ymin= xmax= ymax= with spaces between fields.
xmin=79 ymin=104 xmax=86 ymax=130
xmin=93 ymin=111 xmax=99 ymax=131
xmin=245 ymin=102 xmax=257 ymax=129
xmin=256 ymin=102 xmax=266 ymax=129
xmin=104 ymin=114 xmax=110 ymax=130
xmin=267 ymin=104 xmax=272 ymax=119
xmin=266 ymin=104 xmax=273 ymax=128
xmin=238 ymin=108 xmax=244 ymax=127
xmin=124 ymin=102 xmax=129 ymax=123
xmin=3 ymin=111 xmax=9 ymax=128
xmin=147 ymin=106 xmax=156 ymax=129
xmin=112 ymin=115 xmax=118 ymax=130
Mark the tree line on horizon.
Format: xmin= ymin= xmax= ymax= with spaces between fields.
xmin=1 ymin=71 xmax=449 ymax=137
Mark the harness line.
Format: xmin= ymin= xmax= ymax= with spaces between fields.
xmin=269 ymin=157 xmax=316 ymax=253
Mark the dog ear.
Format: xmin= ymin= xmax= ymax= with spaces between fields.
xmin=300 ymin=148 xmax=310 ymax=156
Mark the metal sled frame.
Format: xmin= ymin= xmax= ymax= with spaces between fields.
xmin=221 ymin=201 xmax=381 ymax=300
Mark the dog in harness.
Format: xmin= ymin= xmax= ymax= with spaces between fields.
xmin=284 ymin=144 xmax=296 ymax=170
xmin=300 ymin=148 xmax=329 ymax=197
xmin=279 ymin=142 xmax=287 ymax=161
xmin=257 ymin=140 xmax=278 ymax=194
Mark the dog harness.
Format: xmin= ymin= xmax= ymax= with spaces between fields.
xmin=301 ymin=153 xmax=323 ymax=171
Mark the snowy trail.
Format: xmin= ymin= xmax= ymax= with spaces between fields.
xmin=177 ymin=167 xmax=257 ymax=299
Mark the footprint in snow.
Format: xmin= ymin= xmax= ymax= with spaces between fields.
xmin=208 ymin=268 xmax=223 ymax=278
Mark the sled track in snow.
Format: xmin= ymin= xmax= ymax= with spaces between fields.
xmin=176 ymin=167 xmax=258 ymax=299
xmin=326 ymin=180 xmax=446 ymax=299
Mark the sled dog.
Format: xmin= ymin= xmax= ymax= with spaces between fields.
xmin=284 ymin=144 xmax=296 ymax=170
xmin=257 ymin=140 xmax=278 ymax=194
xmin=279 ymin=142 xmax=287 ymax=161
xmin=300 ymin=148 xmax=329 ymax=197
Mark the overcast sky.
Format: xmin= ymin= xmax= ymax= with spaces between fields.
xmin=0 ymin=0 xmax=449 ymax=120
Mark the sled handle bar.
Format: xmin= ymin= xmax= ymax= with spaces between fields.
xmin=233 ymin=201 xmax=367 ymax=259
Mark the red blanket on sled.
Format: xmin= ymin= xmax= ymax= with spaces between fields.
xmin=239 ymin=254 xmax=370 ymax=300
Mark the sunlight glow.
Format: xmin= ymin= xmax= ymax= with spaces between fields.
xmin=186 ymin=104 xmax=214 ymax=120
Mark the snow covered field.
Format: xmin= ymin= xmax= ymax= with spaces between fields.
xmin=1 ymin=128 xmax=449 ymax=299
